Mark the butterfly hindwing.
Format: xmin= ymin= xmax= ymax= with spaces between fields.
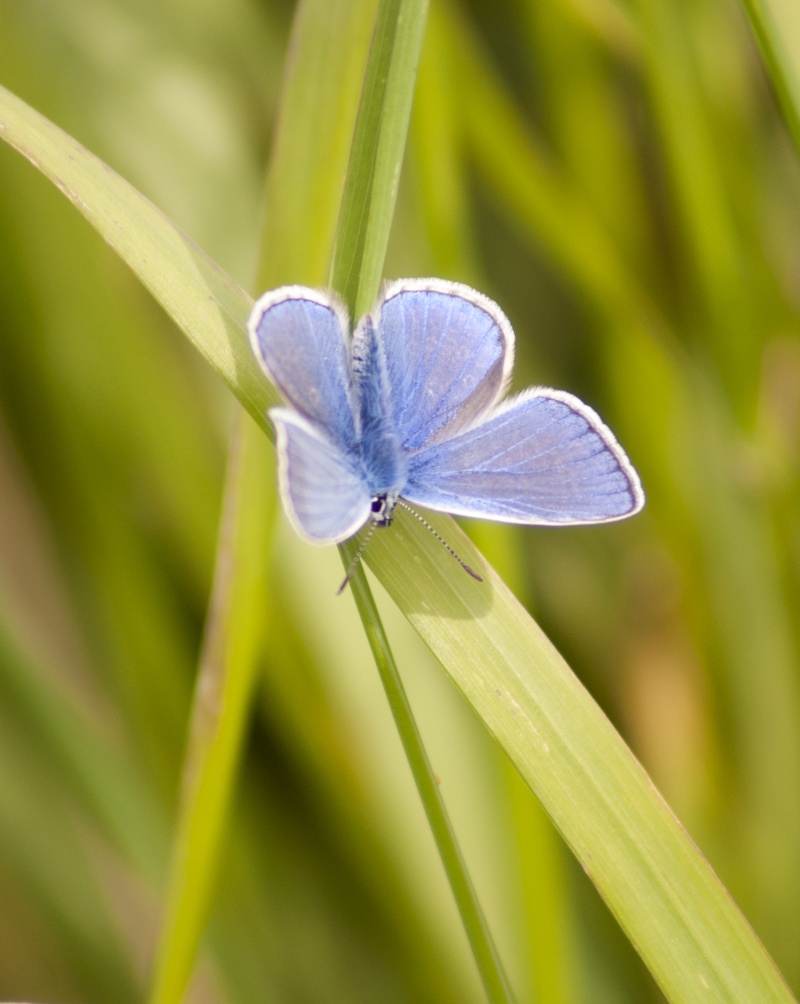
xmin=404 ymin=389 xmax=644 ymax=525
xmin=271 ymin=408 xmax=371 ymax=544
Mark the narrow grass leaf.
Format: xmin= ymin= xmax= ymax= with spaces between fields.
xmin=739 ymin=0 xmax=800 ymax=156
xmin=148 ymin=0 xmax=381 ymax=997
xmin=0 ymin=83 xmax=271 ymax=431
xmin=330 ymin=0 xmax=430 ymax=318
xmin=327 ymin=0 xmax=517 ymax=998
xmin=146 ymin=417 xmax=277 ymax=1004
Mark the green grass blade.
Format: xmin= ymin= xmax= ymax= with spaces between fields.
xmin=361 ymin=507 xmax=795 ymax=1002
xmin=257 ymin=0 xmax=380 ymax=290
xmin=328 ymin=1 xmax=514 ymax=997
xmin=0 ymin=612 xmax=166 ymax=883
xmin=0 ymin=83 xmax=271 ymax=431
xmin=345 ymin=555 xmax=515 ymax=1003
xmin=329 ymin=0 xmax=429 ymax=318
xmin=434 ymin=1 xmax=659 ymax=335
xmin=739 ymin=0 xmax=800 ymax=156
xmin=146 ymin=1 xmax=378 ymax=995
xmin=146 ymin=417 xmax=277 ymax=1004
xmin=412 ymin=14 xmax=577 ymax=999
xmin=631 ymin=0 xmax=759 ymax=413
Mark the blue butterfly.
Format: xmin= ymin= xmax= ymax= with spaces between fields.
xmin=248 ymin=278 xmax=643 ymax=580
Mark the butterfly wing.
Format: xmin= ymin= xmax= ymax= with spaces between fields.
xmin=248 ymin=287 xmax=357 ymax=450
xmin=271 ymin=409 xmax=371 ymax=544
xmin=404 ymin=389 xmax=644 ymax=524
xmin=373 ymin=280 xmax=514 ymax=451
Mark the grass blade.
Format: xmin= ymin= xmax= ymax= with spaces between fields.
xmin=0 ymin=83 xmax=270 ymax=429
xmin=330 ymin=0 xmax=430 ymax=318
xmin=345 ymin=553 xmax=516 ymax=1003
xmin=328 ymin=0 xmax=515 ymax=997
xmin=147 ymin=1 xmax=378 ymax=994
xmin=739 ymin=0 xmax=800 ymax=156
xmin=146 ymin=417 xmax=276 ymax=1004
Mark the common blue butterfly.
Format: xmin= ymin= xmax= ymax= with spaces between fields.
xmin=248 ymin=279 xmax=643 ymax=583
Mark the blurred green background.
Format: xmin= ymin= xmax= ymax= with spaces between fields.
xmin=1 ymin=0 xmax=800 ymax=1000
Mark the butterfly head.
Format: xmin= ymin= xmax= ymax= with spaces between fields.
xmin=370 ymin=492 xmax=398 ymax=528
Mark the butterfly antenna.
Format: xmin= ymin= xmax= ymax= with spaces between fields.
xmin=396 ymin=500 xmax=483 ymax=582
xmin=337 ymin=522 xmax=379 ymax=595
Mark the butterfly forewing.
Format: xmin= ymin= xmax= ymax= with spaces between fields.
xmin=248 ymin=288 xmax=357 ymax=452
xmin=377 ymin=280 xmax=514 ymax=451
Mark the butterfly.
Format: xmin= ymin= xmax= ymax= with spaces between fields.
xmin=248 ymin=278 xmax=643 ymax=584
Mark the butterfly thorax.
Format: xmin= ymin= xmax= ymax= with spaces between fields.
xmin=358 ymin=420 xmax=408 ymax=503
xmin=353 ymin=314 xmax=408 ymax=504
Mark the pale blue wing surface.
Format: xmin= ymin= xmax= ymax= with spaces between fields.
xmin=248 ymin=287 xmax=357 ymax=450
xmin=404 ymin=390 xmax=644 ymax=524
xmin=375 ymin=280 xmax=514 ymax=451
xmin=271 ymin=408 xmax=371 ymax=544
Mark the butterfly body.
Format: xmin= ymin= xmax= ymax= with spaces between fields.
xmin=352 ymin=318 xmax=409 ymax=504
xmin=248 ymin=279 xmax=644 ymax=548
